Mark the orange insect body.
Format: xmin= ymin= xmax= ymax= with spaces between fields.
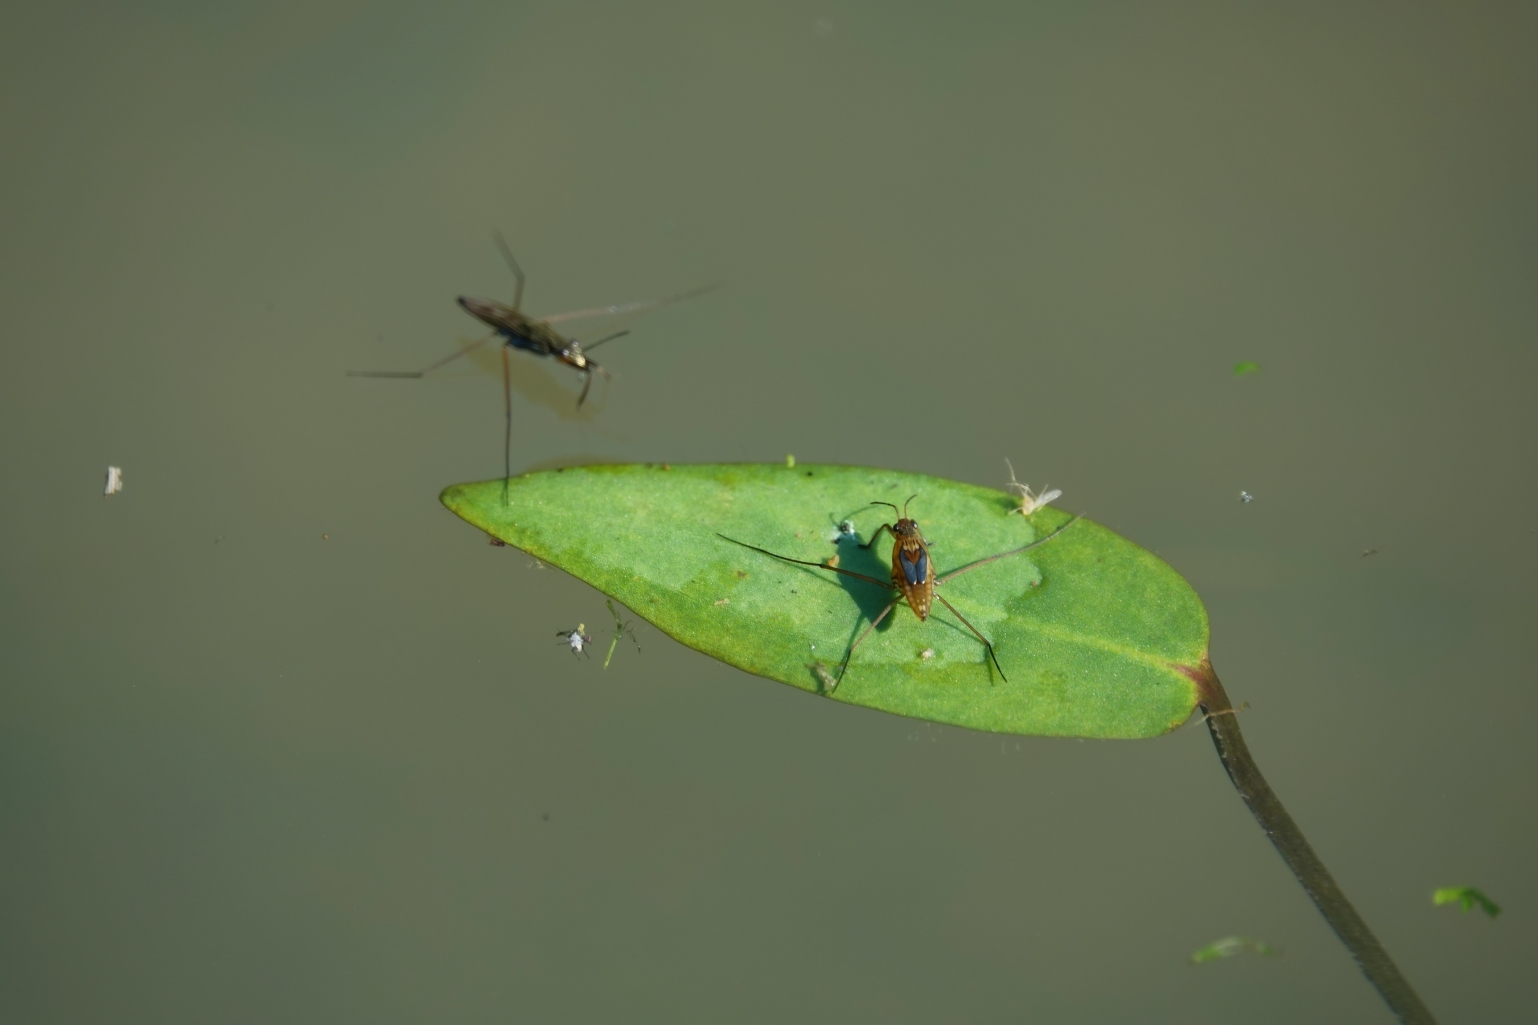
xmin=880 ymin=515 xmax=934 ymax=620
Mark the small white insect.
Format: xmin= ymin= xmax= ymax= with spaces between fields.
xmin=104 ymin=466 xmax=123 ymax=495
xmin=920 ymin=648 xmax=935 ymax=660
xmin=1239 ymin=491 xmax=1254 ymax=504
xmin=557 ymin=624 xmax=592 ymax=658
xmin=832 ymin=519 xmax=859 ymax=544
xmin=1005 ymin=459 xmax=1060 ymax=516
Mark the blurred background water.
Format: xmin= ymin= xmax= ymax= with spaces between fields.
xmin=1 ymin=1 xmax=1534 ymax=1022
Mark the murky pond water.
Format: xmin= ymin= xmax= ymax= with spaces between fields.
xmin=2 ymin=3 xmax=1534 ymax=1022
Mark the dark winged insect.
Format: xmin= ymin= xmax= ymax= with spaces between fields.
xmin=349 ymin=233 xmax=716 ymax=491
xmin=719 ymin=496 xmax=1079 ymax=690
xmin=558 ymin=624 xmax=593 ymax=658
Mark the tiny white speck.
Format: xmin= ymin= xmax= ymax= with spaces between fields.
xmin=104 ymin=466 xmax=123 ymax=495
xmin=1239 ymin=491 xmax=1254 ymax=503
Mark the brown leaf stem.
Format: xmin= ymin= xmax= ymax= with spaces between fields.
xmin=1185 ymin=658 xmax=1437 ymax=1025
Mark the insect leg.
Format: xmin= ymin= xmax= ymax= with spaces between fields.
xmin=582 ymin=329 xmax=630 ymax=353
xmin=501 ymin=345 xmax=513 ymax=504
xmin=347 ymin=332 xmax=497 ymax=378
xmin=541 ymin=282 xmax=721 ymax=326
xmin=576 ymin=369 xmax=594 ymax=408
xmin=834 ymin=597 xmax=899 ymax=688
xmin=933 ymin=593 xmax=1008 ymax=684
xmin=859 ymin=523 xmax=893 ymax=551
xmin=716 ymin=534 xmax=891 ymax=589
xmin=493 ymin=231 xmax=525 ymax=312
xmin=936 ymin=515 xmax=1082 ymax=584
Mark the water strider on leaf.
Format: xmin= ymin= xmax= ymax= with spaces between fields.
xmin=719 ymin=495 xmax=1079 ymax=690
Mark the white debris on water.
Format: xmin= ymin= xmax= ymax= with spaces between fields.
xmin=1005 ymin=459 xmax=1060 ymax=516
xmin=104 ymin=466 xmax=123 ymax=495
xmin=559 ymin=625 xmax=592 ymax=658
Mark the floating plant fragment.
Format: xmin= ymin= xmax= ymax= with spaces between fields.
xmin=1233 ymin=361 xmax=1261 ymax=376
xmin=603 ymin=599 xmax=641 ymax=669
xmin=1190 ymin=936 xmax=1280 ymax=965
xmin=1433 ymin=887 xmax=1500 ymax=918
xmin=104 ymin=466 xmax=123 ymax=495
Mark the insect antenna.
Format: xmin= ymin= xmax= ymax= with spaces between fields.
xmin=870 ymin=500 xmax=901 ymax=516
xmin=493 ymin=231 xmax=526 ymax=312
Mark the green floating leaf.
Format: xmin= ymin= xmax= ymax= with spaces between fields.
xmin=1191 ymin=936 xmax=1280 ymax=964
xmin=442 ymin=464 xmax=1208 ymax=739
xmin=1232 ymin=361 xmax=1261 ymax=376
xmin=1433 ymin=887 xmax=1501 ymax=918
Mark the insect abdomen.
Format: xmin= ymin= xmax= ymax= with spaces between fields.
xmin=893 ymin=541 xmax=935 ymax=620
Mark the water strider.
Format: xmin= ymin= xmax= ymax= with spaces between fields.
xmin=719 ymin=496 xmax=1079 ymax=690
xmin=349 ymin=233 xmax=716 ymax=488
